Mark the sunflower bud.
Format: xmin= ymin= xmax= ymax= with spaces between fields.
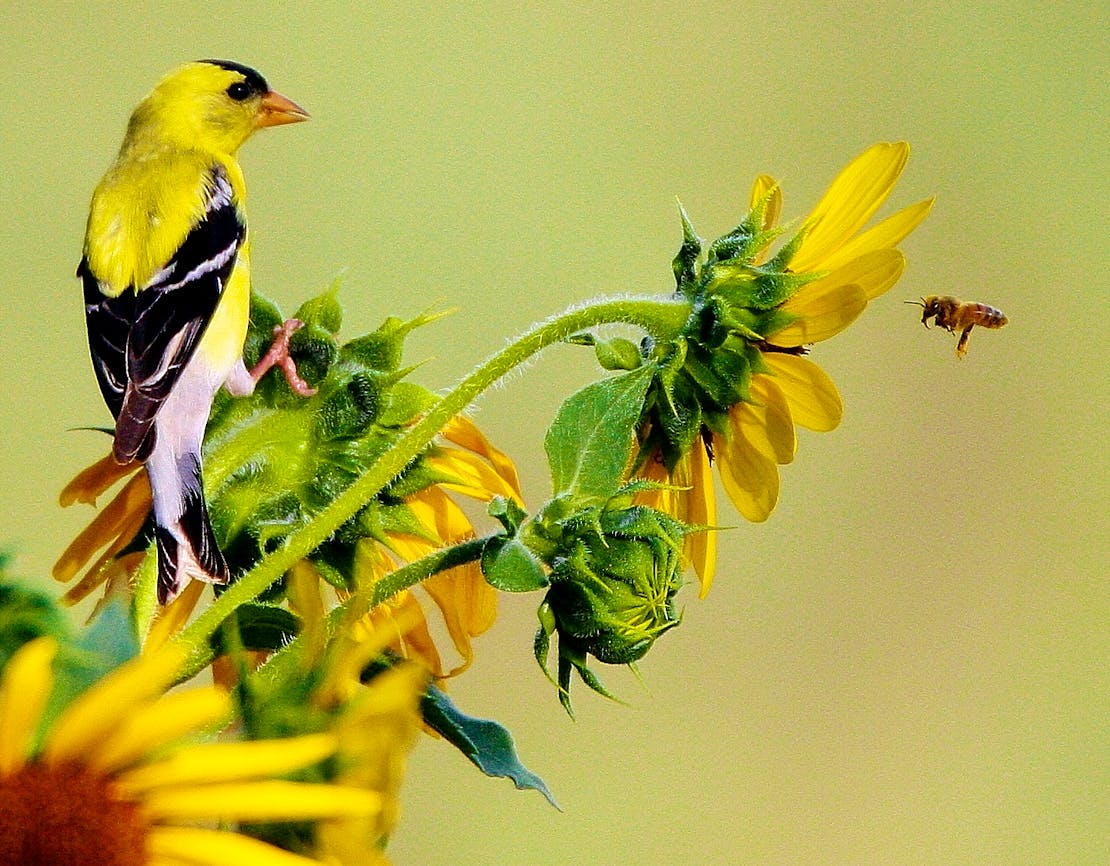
xmin=532 ymin=499 xmax=686 ymax=715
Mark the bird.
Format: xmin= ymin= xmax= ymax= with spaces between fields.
xmin=78 ymin=60 xmax=313 ymax=604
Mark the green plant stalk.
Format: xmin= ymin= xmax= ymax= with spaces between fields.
xmin=173 ymin=296 xmax=691 ymax=663
xmin=242 ymin=536 xmax=490 ymax=688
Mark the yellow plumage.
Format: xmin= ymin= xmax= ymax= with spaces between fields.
xmin=79 ymin=60 xmax=308 ymax=603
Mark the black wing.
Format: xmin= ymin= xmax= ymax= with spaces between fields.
xmin=80 ymin=166 xmax=245 ymax=463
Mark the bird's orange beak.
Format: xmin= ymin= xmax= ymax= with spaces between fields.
xmin=257 ymin=90 xmax=310 ymax=128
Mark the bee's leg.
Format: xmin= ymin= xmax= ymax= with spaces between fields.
xmin=956 ymin=324 xmax=974 ymax=358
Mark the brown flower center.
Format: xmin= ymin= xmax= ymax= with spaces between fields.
xmin=0 ymin=762 xmax=148 ymax=866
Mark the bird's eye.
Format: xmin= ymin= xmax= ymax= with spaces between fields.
xmin=226 ymin=81 xmax=252 ymax=101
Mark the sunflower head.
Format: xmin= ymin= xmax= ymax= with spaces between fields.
xmin=629 ymin=142 xmax=932 ymax=535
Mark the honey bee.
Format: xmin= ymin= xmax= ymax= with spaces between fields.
xmin=908 ymin=295 xmax=1008 ymax=358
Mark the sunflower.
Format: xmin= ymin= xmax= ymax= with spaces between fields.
xmin=0 ymin=638 xmax=407 ymax=866
xmin=635 ymin=142 xmax=932 ymax=594
xmin=53 ymin=412 xmax=520 ymax=679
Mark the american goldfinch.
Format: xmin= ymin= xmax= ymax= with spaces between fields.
xmin=79 ymin=60 xmax=311 ymax=604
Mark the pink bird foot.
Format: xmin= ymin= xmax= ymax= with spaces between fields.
xmin=250 ymin=319 xmax=318 ymax=396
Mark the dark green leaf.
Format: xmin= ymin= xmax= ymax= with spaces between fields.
xmin=422 ymin=683 xmax=559 ymax=809
xmin=210 ymin=604 xmax=301 ymax=655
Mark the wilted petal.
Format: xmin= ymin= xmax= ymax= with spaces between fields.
xmin=770 ymin=282 xmax=868 ymax=346
xmin=143 ymin=579 xmax=204 ymax=653
xmin=763 ymin=355 xmax=843 ymax=432
xmin=425 ymin=447 xmax=522 ymax=504
xmin=791 ymin=142 xmax=910 ymax=273
xmin=53 ymin=471 xmax=151 ymax=584
xmin=59 ymin=453 xmax=141 ymax=507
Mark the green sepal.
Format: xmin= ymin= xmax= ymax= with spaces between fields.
xmin=592 ymin=336 xmax=644 ymax=371
xmin=377 ymin=382 xmax=438 ymax=428
xmin=488 ymin=496 xmax=528 ymax=535
xmin=287 ymin=323 xmax=339 ymax=392
xmin=292 ymin=276 xmax=344 ymax=334
xmin=421 ymin=683 xmax=559 ymax=808
xmin=544 ymin=365 xmax=654 ymax=501
xmin=481 ymin=537 xmax=548 ymax=592
xmin=672 ymin=201 xmax=702 ymax=296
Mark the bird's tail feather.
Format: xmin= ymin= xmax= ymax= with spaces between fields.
xmin=154 ymin=454 xmax=229 ymax=604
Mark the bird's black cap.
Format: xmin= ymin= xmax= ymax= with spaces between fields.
xmin=198 ymin=59 xmax=269 ymax=95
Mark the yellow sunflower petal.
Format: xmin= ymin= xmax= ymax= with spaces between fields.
xmin=0 ymin=637 xmax=58 ymax=774
xmin=814 ymin=249 xmax=906 ymax=302
xmin=286 ymin=561 xmax=328 ymax=667
xmin=425 ymin=448 xmax=521 ymax=504
xmin=712 ymin=427 xmax=780 ymax=523
xmin=359 ymin=588 xmax=444 ymax=678
xmin=117 ymin=734 xmax=338 ymax=793
xmin=59 ymin=453 xmax=141 ymax=507
xmin=748 ymin=377 xmax=797 ymax=464
xmin=408 ymin=486 xmax=475 ymax=546
xmin=143 ymin=579 xmax=204 ymax=653
xmin=749 ymin=174 xmax=782 ymax=232
xmin=440 ymin=415 xmax=523 ymax=501
xmin=148 ymin=826 xmax=328 ymax=866
xmin=791 ymin=142 xmax=910 ymax=273
xmin=812 ymin=197 xmax=934 ymax=272
xmin=43 ymin=644 xmax=186 ymax=765
xmin=53 ymin=470 xmax=151 ymax=583
xmin=142 ymin=780 xmax=381 ymax=823
xmin=88 ymin=686 xmax=232 ymax=775
xmin=763 ymin=355 xmax=843 ymax=432
xmin=423 ymin=560 xmax=497 ymax=676
xmin=770 ymin=282 xmax=868 ymax=346
xmin=684 ymin=443 xmax=718 ymax=598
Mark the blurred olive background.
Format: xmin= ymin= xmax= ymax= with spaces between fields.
xmin=1 ymin=2 xmax=1106 ymax=864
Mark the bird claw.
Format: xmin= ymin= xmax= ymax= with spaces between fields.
xmin=249 ymin=318 xmax=318 ymax=396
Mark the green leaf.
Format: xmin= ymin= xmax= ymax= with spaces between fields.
xmin=481 ymin=538 xmax=548 ymax=592
xmin=421 ymin=683 xmax=559 ymax=809
xmin=0 ymin=579 xmax=68 ymax=671
xmin=544 ymin=365 xmax=654 ymax=500
xmin=210 ymin=604 xmax=301 ymax=655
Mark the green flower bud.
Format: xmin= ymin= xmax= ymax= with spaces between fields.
xmin=532 ymin=500 xmax=686 ymax=714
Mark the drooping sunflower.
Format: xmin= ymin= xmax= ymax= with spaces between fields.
xmin=53 ymin=290 xmax=522 ymax=678
xmin=0 ymin=637 xmax=412 ymax=865
xmin=635 ymin=142 xmax=932 ymax=595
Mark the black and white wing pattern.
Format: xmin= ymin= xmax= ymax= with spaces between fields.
xmin=79 ymin=165 xmax=245 ymax=463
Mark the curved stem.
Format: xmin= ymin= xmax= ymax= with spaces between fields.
xmin=173 ymin=295 xmax=689 ymax=660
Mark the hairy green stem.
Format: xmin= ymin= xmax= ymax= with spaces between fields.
xmin=173 ymin=296 xmax=689 ymax=662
